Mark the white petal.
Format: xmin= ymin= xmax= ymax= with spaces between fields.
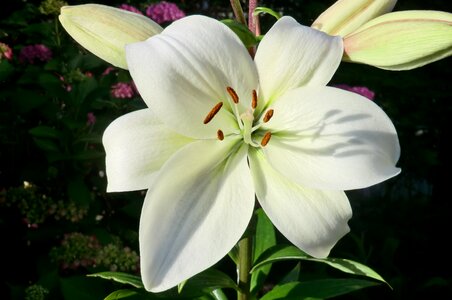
xmin=126 ymin=15 xmax=258 ymax=139
xmin=249 ymin=148 xmax=352 ymax=258
xmin=255 ymin=16 xmax=343 ymax=107
xmin=262 ymin=86 xmax=400 ymax=190
xmin=139 ymin=139 xmax=254 ymax=292
xmin=103 ymin=109 xmax=193 ymax=192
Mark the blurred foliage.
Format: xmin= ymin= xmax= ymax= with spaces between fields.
xmin=0 ymin=0 xmax=451 ymax=299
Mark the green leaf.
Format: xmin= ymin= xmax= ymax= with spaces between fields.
xmin=252 ymin=245 xmax=389 ymax=286
xmin=279 ymin=263 xmax=301 ymax=285
xmin=88 ymin=272 xmax=144 ymax=289
xmin=210 ymin=289 xmax=228 ymax=300
xmin=253 ymin=209 xmax=277 ymax=262
xmin=68 ymin=177 xmax=91 ymax=206
xmin=104 ymin=289 xmax=160 ymax=300
xmin=13 ymin=89 xmax=48 ymax=112
xmin=72 ymin=150 xmax=104 ymax=160
xmin=260 ymin=279 xmax=379 ymax=300
xmin=228 ymin=245 xmax=239 ymax=265
xmin=181 ymin=269 xmax=239 ymax=295
xmin=253 ymin=7 xmax=282 ymax=20
xmin=0 ymin=60 xmax=15 ymax=81
xmin=251 ymin=208 xmax=276 ymax=294
xmin=104 ymin=289 xmax=140 ymax=300
xmin=61 ymin=276 xmax=109 ymax=300
xmin=33 ymin=137 xmax=60 ymax=152
xmin=221 ymin=19 xmax=258 ymax=48
xmin=29 ymin=126 xmax=61 ymax=139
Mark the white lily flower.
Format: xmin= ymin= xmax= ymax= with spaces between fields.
xmin=103 ymin=15 xmax=400 ymax=292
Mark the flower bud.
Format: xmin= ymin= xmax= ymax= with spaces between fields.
xmin=59 ymin=4 xmax=163 ymax=69
xmin=343 ymin=10 xmax=452 ymax=70
xmin=312 ymin=0 xmax=397 ymax=37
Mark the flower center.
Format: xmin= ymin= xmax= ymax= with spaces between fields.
xmin=203 ymin=86 xmax=274 ymax=147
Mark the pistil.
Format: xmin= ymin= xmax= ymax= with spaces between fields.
xmin=240 ymin=110 xmax=259 ymax=147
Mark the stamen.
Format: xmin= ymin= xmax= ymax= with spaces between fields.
xmin=203 ymin=102 xmax=223 ymax=124
xmin=263 ymin=109 xmax=274 ymax=123
xmin=217 ymin=129 xmax=224 ymax=141
xmin=251 ymin=90 xmax=258 ymax=109
xmin=261 ymin=132 xmax=272 ymax=147
xmin=227 ymin=86 xmax=239 ymax=104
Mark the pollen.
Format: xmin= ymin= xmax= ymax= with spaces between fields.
xmin=203 ymin=102 xmax=223 ymax=124
xmin=263 ymin=109 xmax=274 ymax=123
xmin=217 ymin=129 xmax=224 ymax=141
xmin=261 ymin=132 xmax=272 ymax=147
xmin=251 ymin=90 xmax=258 ymax=109
xmin=227 ymin=86 xmax=239 ymax=104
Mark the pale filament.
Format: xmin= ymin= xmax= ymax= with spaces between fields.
xmin=203 ymin=87 xmax=274 ymax=147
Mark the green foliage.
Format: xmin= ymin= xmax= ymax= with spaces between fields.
xmin=252 ymin=244 xmax=388 ymax=285
xmin=1 ymin=0 xmax=451 ymax=299
xmin=221 ymin=19 xmax=258 ymax=48
xmin=260 ymin=279 xmax=379 ymax=300
xmin=250 ymin=208 xmax=276 ymax=294
xmin=89 ymin=272 xmax=144 ymax=289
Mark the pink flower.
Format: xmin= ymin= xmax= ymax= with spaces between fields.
xmin=87 ymin=112 xmax=96 ymax=126
xmin=102 ymin=66 xmax=115 ymax=76
xmin=19 ymin=44 xmax=52 ymax=64
xmin=111 ymin=82 xmax=135 ymax=99
xmin=0 ymin=42 xmax=13 ymax=61
xmin=333 ymin=84 xmax=375 ymax=100
xmin=145 ymin=1 xmax=185 ymax=24
xmin=58 ymin=74 xmax=72 ymax=92
xmin=119 ymin=4 xmax=143 ymax=15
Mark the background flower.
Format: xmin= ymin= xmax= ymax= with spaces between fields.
xmin=19 ymin=44 xmax=52 ymax=64
xmin=145 ymin=1 xmax=185 ymax=24
xmin=119 ymin=3 xmax=143 ymax=14
xmin=111 ymin=82 xmax=136 ymax=98
xmin=0 ymin=42 xmax=13 ymax=61
xmin=334 ymin=84 xmax=375 ymax=100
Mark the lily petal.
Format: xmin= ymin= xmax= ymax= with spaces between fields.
xmin=103 ymin=109 xmax=193 ymax=192
xmin=59 ymin=4 xmax=162 ymax=69
xmin=261 ymin=86 xmax=400 ymax=190
xmin=254 ymin=16 xmax=343 ymax=107
xmin=249 ymin=148 xmax=352 ymax=258
xmin=127 ymin=15 xmax=258 ymax=139
xmin=343 ymin=10 xmax=452 ymax=70
xmin=311 ymin=0 xmax=397 ymax=37
xmin=139 ymin=139 xmax=254 ymax=292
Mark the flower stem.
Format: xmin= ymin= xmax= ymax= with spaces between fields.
xmin=237 ymin=233 xmax=252 ymax=300
xmin=230 ymin=0 xmax=247 ymax=26
xmin=248 ymin=0 xmax=257 ymax=34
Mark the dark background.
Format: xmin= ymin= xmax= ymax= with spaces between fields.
xmin=1 ymin=0 xmax=451 ymax=299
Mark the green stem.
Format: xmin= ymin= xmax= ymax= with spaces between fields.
xmin=237 ymin=234 xmax=252 ymax=300
xmin=230 ymin=0 xmax=247 ymax=26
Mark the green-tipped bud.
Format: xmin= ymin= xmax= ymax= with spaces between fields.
xmin=312 ymin=0 xmax=397 ymax=37
xmin=343 ymin=10 xmax=452 ymax=70
xmin=59 ymin=4 xmax=163 ymax=69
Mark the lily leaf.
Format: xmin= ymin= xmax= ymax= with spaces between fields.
xmin=29 ymin=126 xmax=62 ymax=139
xmin=253 ymin=7 xmax=282 ymax=20
xmin=104 ymin=289 xmax=162 ymax=300
xmin=88 ymin=272 xmax=144 ymax=289
xmin=251 ymin=245 xmax=388 ymax=286
xmin=181 ymin=269 xmax=239 ymax=294
xmin=251 ymin=208 xmax=276 ymax=294
xmin=260 ymin=278 xmax=380 ymax=300
xmin=221 ymin=19 xmax=258 ymax=48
